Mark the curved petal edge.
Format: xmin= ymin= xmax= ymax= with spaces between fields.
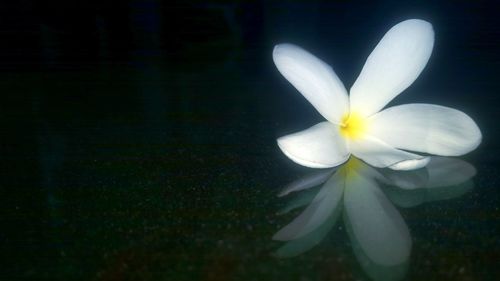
xmin=277 ymin=122 xmax=350 ymax=168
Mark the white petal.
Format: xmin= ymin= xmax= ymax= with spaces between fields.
xmin=273 ymin=43 xmax=349 ymax=123
xmin=277 ymin=122 xmax=350 ymax=168
xmin=273 ymin=171 xmax=345 ymax=241
xmin=278 ymin=169 xmax=335 ymax=197
xmin=349 ymin=136 xmax=427 ymax=168
xmin=350 ymin=19 xmax=434 ymax=117
xmin=389 ymin=158 xmax=430 ymax=171
xmin=369 ymin=104 xmax=482 ymax=156
xmin=344 ymin=171 xmax=411 ymax=266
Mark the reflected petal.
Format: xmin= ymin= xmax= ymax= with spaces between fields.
xmin=425 ymin=180 xmax=474 ymax=203
xmin=377 ymin=167 xmax=429 ymax=190
xmin=425 ymin=157 xmax=477 ymax=187
xmin=344 ymin=171 xmax=411 ymax=266
xmin=273 ymin=170 xmax=345 ymax=241
xmin=346 ymin=216 xmax=409 ymax=281
xmin=384 ymin=181 xmax=473 ymax=208
xmin=278 ymin=168 xmax=335 ymax=197
xmin=277 ymin=185 xmax=321 ymax=215
xmin=383 ymin=157 xmax=476 ymax=208
xmin=273 ymin=202 xmax=341 ymax=258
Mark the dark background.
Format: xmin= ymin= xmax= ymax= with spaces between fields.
xmin=1 ymin=1 xmax=499 ymax=280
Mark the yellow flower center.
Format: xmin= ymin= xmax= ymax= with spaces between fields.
xmin=339 ymin=112 xmax=367 ymax=139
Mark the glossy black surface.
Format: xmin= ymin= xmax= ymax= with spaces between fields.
xmin=1 ymin=1 xmax=499 ymax=280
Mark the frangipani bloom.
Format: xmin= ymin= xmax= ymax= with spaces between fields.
xmin=273 ymin=19 xmax=481 ymax=170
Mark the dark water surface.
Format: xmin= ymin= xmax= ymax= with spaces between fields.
xmin=2 ymin=1 xmax=500 ymax=280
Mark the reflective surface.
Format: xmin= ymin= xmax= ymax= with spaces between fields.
xmin=2 ymin=1 xmax=500 ymax=280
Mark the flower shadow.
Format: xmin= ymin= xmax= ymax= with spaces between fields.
xmin=272 ymin=157 xmax=476 ymax=281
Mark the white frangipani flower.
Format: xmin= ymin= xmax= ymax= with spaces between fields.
xmin=273 ymin=19 xmax=482 ymax=170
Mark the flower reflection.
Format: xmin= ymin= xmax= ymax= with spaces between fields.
xmin=273 ymin=157 xmax=476 ymax=281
